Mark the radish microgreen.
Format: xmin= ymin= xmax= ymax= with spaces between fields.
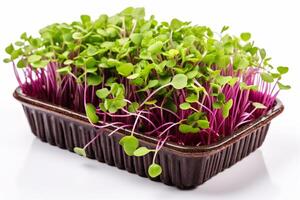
xmin=4 ymin=7 xmax=290 ymax=179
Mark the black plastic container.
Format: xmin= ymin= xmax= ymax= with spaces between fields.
xmin=13 ymin=88 xmax=284 ymax=189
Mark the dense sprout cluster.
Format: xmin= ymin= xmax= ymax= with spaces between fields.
xmin=4 ymin=7 xmax=289 ymax=178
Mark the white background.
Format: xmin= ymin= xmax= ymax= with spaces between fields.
xmin=0 ymin=0 xmax=299 ymax=199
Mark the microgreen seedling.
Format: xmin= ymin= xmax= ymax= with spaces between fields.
xmin=74 ymin=147 xmax=87 ymax=157
xmin=119 ymin=135 xmax=139 ymax=156
xmin=148 ymin=163 xmax=162 ymax=178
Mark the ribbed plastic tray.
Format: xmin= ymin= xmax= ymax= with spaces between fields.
xmin=13 ymin=88 xmax=284 ymax=189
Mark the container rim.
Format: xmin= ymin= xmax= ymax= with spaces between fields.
xmin=13 ymin=87 xmax=284 ymax=154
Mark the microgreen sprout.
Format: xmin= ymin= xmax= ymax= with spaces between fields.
xmin=74 ymin=147 xmax=87 ymax=157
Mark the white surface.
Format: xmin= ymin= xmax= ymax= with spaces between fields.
xmin=0 ymin=0 xmax=299 ymax=199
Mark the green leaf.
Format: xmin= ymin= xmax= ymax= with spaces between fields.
xmin=5 ymin=44 xmax=14 ymax=54
xmin=17 ymin=59 xmax=27 ymax=68
xmin=211 ymin=83 xmax=221 ymax=94
xmin=94 ymin=15 xmax=108 ymax=29
xmin=165 ymin=49 xmax=179 ymax=58
xmin=228 ymin=77 xmax=238 ymax=86
xmin=64 ymin=59 xmax=73 ymax=65
xmin=217 ymin=93 xmax=225 ymax=103
xmin=259 ymin=48 xmax=266 ymax=59
xmin=170 ymin=18 xmax=185 ymax=30
xmin=221 ymin=26 xmax=229 ymax=33
xmin=28 ymin=55 xmax=42 ymax=63
xmin=116 ymin=63 xmax=134 ymax=77
xmin=128 ymin=102 xmax=139 ymax=113
xmin=216 ymin=55 xmax=230 ymax=68
xmin=106 ymin=58 xmax=120 ymax=67
xmin=20 ymin=32 xmax=28 ymax=40
xmin=147 ymin=80 xmax=159 ymax=88
xmin=31 ymin=60 xmax=49 ymax=68
xmin=29 ymin=38 xmax=42 ymax=48
xmin=147 ymin=41 xmax=163 ymax=54
xmin=239 ymin=82 xmax=258 ymax=90
xmin=57 ymin=66 xmax=71 ymax=74
xmin=98 ymin=96 xmax=108 ymax=107
xmin=96 ymin=88 xmax=110 ymax=99
xmin=216 ymin=76 xmax=232 ymax=86
xmin=233 ymin=55 xmax=249 ymax=69
xmin=277 ymin=66 xmax=289 ymax=74
xmin=222 ymin=99 xmax=233 ymax=118
xmin=260 ymin=72 xmax=274 ymax=83
xmin=197 ymin=120 xmax=210 ymax=129
xmin=85 ymin=57 xmax=97 ymax=68
xmin=278 ymin=82 xmax=291 ymax=90
xmin=148 ymin=163 xmax=162 ymax=178
xmin=131 ymin=77 xmax=144 ymax=86
xmin=120 ymin=7 xmax=135 ymax=16
xmin=80 ymin=15 xmax=91 ymax=27
xmin=132 ymin=7 xmax=145 ymax=19
xmin=203 ymin=53 xmax=216 ymax=64
xmin=166 ymin=59 xmax=176 ymax=68
xmin=104 ymin=97 xmax=127 ymax=114
xmin=171 ymin=74 xmax=188 ymax=89
xmin=109 ymin=83 xmax=124 ymax=96
xmin=144 ymin=99 xmax=157 ymax=105
xmin=72 ymin=32 xmax=83 ymax=40
xmin=133 ymin=147 xmax=151 ymax=156
xmin=240 ymin=32 xmax=251 ymax=41
xmin=87 ymin=74 xmax=102 ymax=86
xmin=187 ymin=112 xmax=201 ymax=122
xmin=73 ymin=147 xmax=86 ymax=157
xmin=252 ymin=102 xmax=267 ymax=109
xmin=185 ymin=93 xmax=198 ymax=103
xmin=86 ymin=45 xmax=98 ymax=56
xmin=85 ymin=103 xmax=99 ymax=123
xmin=119 ymin=135 xmax=139 ymax=156
xmin=3 ymin=58 xmax=11 ymax=63
xmin=213 ymin=102 xmax=222 ymax=109
xmin=159 ymin=76 xmax=171 ymax=86
xmin=127 ymin=73 xmax=140 ymax=79
xmin=186 ymin=70 xmax=198 ymax=79
xmin=179 ymin=124 xmax=200 ymax=134
xmin=130 ymin=33 xmax=143 ymax=45
xmin=101 ymin=41 xmax=115 ymax=49
xmin=179 ymin=102 xmax=191 ymax=110
xmin=271 ymin=73 xmax=281 ymax=79
xmin=128 ymin=7 xmax=140 ymax=16
xmin=183 ymin=35 xmax=196 ymax=46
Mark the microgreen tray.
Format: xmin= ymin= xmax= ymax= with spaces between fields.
xmin=14 ymin=88 xmax=284 ymax=189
